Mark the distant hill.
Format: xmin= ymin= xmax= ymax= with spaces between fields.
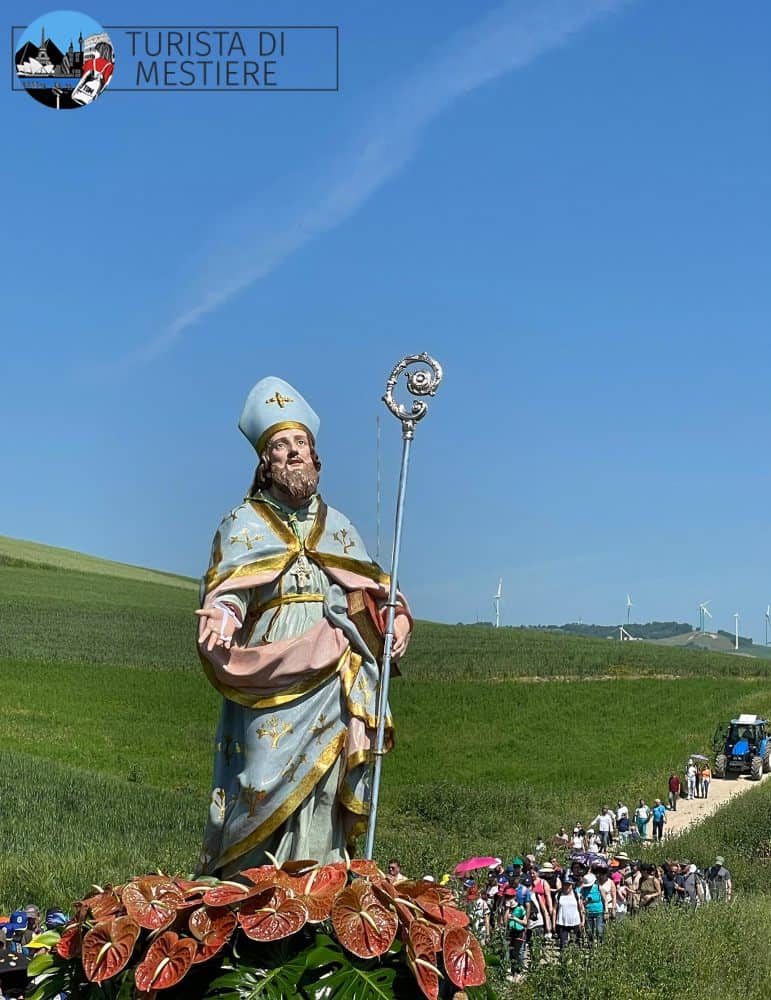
xmin=0 ymin=535 xmax=195 ymax=590
xmin=547 ymin=621 xmax=693 ymax=641
xmin=481 ymin=620 xmax=771 ymax=661
xmin=649 ymin=629 xmax=771 ymax=659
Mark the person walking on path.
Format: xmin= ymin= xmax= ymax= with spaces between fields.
xmin=651 ymin=799 xmax=667 ymax=842
xmin=616 ymin=801 xmax=630 ymax=845
xmin=590 ymin=806 xmax=616 ymax=852
xmin=554 ymin=876 xmax=584 ymax=953
xmin=700 ymin=763 xmax=711 ymax=799
xmin=686 ymin=759 xmax=698 ymax=799
xmin=638 ymin=864 xmax=662 ymax=908
xmin=668 ymin=773 xmax=681 ymax=811
xmin=706 ymin=856 xmax=732 ymax=901
xmin=634 ymin=799 xmax=651 ymax=840
xmin=579 ymin=873 xmax=605 ymax=943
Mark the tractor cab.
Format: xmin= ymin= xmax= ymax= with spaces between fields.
xmin=727 ymin=716 xmax=768 ymax=755
xmin=713 ymin=714 xmax=770 ymax=779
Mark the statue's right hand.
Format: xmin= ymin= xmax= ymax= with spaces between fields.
xmin=195 ymin=607 xmax=238 ymax=653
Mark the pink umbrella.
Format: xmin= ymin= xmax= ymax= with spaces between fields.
xmin=454 ymin=856 xmax=501 ymax=874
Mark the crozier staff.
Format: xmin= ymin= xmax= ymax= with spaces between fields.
xmin=196 ymin=376 xmax=411 ymax=876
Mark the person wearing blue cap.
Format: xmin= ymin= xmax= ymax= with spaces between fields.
xmin=196 ymin=377 xmax=412 ymax=876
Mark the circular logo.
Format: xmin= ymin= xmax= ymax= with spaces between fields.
xmin=15 ymin=9 xmax=115 ymax=109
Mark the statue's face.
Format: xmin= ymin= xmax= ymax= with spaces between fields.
xmin=267 ymin=428 xmax=312 ymax=471
xmin=266 ymin=427 xmax=319 ymax=501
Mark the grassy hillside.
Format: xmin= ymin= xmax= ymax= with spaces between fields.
xmin=0 ymin=563 xmax=199 ymax=669
xmin=0 ymin=535 xmax=194 ymax=588
xmin=406 ymin=621 xmax=771 ymax=680
xmin=3 ymin=550 xmax=770 ymax=679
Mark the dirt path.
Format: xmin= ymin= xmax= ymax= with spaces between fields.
xmin=662 ymin=770 xmax=771 ymax=838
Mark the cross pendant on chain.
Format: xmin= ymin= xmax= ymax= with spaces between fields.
xmin=292 ymin=552 xmax=312 ymax=590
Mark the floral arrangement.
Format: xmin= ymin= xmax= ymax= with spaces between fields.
xmin=28 ymin=856 xmax=489 ymax=1000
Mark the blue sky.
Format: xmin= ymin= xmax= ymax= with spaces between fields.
xmin=4 ymin=0 xmax=771 ymax=640
xmin=16 ymin=10 xmax=103 ymax=50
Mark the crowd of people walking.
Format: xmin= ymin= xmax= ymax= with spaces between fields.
xmin=461 ymin=849 xmax=732 ymax=982
xmin=420 ymin=758 xmax=730 ymax=984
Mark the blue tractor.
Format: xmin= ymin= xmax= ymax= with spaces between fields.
xmin=712 ymin=714 xmax=771 ymax=781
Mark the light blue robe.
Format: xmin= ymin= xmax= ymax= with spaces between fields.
xmin=198 ymin=491 xmax=399 ymax=876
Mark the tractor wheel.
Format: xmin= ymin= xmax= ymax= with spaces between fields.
xmin=714 ymin=754 xmax=727 ymax=778
xmin=750 ymin=756 xmax=763 ymax=781
xmin=763 ymin=749 xmax=771 ymax=774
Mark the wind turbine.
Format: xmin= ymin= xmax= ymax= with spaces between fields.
xmin=626 ymin=593 xmax=633 ymax=625
xmin=765 ymin=605 xmax=770 ymax=647
xmin=698 ymin=601 xmax=712 ymax=633
xmin=493 ymin=578 xmax=503 ymax=629
xmin=733 ymin=612 xmax=740 ymax=651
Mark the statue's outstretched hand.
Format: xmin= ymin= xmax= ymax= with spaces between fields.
xmin=195 ymin=606 xmax=238 ymax=652
xmin=391 ymin=614 xmax=411 ymax=659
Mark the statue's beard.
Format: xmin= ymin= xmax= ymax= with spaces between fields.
xmin=271 ymin=462 xmax=319 ymax=501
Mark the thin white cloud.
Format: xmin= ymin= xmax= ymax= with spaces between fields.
xmin=135 ymin=0 xmax=630 ymax=363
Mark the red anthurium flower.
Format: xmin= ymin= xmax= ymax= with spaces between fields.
xmin=292 ymin=865 xmax=348 ymax=923
xmin=123 ymin=878 xmax=185 ymax=931
xmin=188 ymin=906 xmax=237 ymax=964
xmin=202 ymin=880 xmax=272 ymax=907
xmin=173 ymin=877 xmax=213 ymax=899
xmin=348 ymin=859 xmax=382 ymax=878
xmin=370 ymin=878 xmax=419 ymax=927
xmin=134 ymin=931 xmax=197 ymax=992
xmin=238 ymin=887 xmax=308 ymax=942
xmin=81 ymin=916 xmax=140 ymax=983
xmin=405 ymin=921 xmax=441 ymax=1000
xmin=80 ymin=886 xmax=124 ymax=922
xmin=55 ymin=923 xmax=82 ymax=960
xmin=328 ymin=857 xmax=383 ymax=882
xmin=412 ymin=887 xmax=470 ymax=928
xmin=331 ymin=881 xmax=398 ymax=959
xmin=410 ymin=918 xmax=442 ymax=954
xmin=442 ymin=926 xmax=486 ymax=989
xmin=240 ymin=866 xmax=279 ymax=886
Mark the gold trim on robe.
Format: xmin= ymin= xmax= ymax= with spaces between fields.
xmin=213 ymin=730 xmax=347 ymax=872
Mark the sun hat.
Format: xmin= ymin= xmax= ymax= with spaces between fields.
xmin=539 ymin=863 xmax=555 ymax=873
xmin=581 ymin=873 xmax=596 ymax=887
xmin=715 ymin=856 xmax=725 ymax=865
xmin=562 ymin=873 xmax=575 ymax=886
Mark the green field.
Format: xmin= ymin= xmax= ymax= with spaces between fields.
xmin=4 ymin=538 xmax=771 ymax=996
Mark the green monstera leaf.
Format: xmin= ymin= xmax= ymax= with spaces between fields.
xmin=204 ymin=950 xmax=309 ymax=999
